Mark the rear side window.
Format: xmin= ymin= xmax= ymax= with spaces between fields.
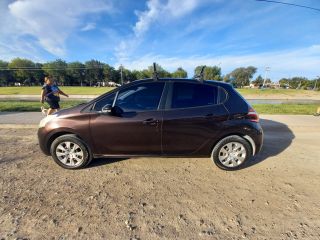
xmin=217 ymin=86 xmax=227 ymax=103
xmin=171 ymin=82 xmax=225 ymax=109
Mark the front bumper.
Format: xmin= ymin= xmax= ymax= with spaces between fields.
xmin=38 ymin=127 xmax=51 ymax=155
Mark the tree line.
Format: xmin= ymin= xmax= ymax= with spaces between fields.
xmin=0 ymin=58 xmax=318 ymax=89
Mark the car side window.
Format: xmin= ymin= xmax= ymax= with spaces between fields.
xmin=93 ymin=92 xmax=116 ymax=111
xmin=115 ymin=82 xmax=164 ymax=112
xmin=171 ymin=82 xmax=221 ymax=109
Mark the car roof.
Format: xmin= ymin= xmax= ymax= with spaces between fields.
xmin=85 ymin=77 xmax=233 ymax=108
xmin=131 ymin=78 xmax=232 ymax=87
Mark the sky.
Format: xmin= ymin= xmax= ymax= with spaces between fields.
xmin=0 ymin=0 xmax=320 ymax=80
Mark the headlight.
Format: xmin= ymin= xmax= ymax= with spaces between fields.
xmin=39 ymin=114 xmax=57 ymax=128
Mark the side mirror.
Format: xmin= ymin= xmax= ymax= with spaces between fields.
xmin=101 ymin=104 xmax=112 ymax=114
xmin=101 ymin=104 xmax=124 ymax=116
xmin=111 ymin=105 xmax=124 ymax=116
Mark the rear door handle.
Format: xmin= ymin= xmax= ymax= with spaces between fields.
xmin=142 ymin=118 xmax=158 ymax=126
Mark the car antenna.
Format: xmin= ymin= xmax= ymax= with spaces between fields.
xmin=152 ymin=62 xmax=159 ymax=81
xmin=194 ymin=66 xmax=205 ymax=82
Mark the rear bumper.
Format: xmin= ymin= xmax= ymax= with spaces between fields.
xmin=241 ymin=120 xmax=263 ymax=156
xmin=251 ymin=124 xmax=263 ymax=155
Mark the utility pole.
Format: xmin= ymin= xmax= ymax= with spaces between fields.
xmin=263 ymin=66 xmax=270 ymax=88
xmin=120 ymin=64 xmax=123 ymax=85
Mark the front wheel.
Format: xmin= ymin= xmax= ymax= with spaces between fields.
xmin=50 ymin=134 xmax=92 ymax=169
xmin=211 ymin=135 xmax=252 ymax=170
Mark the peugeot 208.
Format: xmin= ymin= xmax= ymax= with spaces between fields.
xmin=38 ymin=78 xmax=263 ymax=170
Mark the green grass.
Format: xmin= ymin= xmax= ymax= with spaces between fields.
xmin=0 ymin=100 xmax=318 ymax=114
xmin=237 ymin=88 xmax=319 ymax=96
xmin=253 ymin=104 xmax=318 ymax=115
xmin=0 ymin=100 xmax=86 ymax=112
xmin=0 ymin=86 xmax=114 ymax=95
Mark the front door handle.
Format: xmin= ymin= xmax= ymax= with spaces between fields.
xmin=142 ymin=118 xmax=158 ymax=126
xmin=205 ymin=113 xmax=214 ymax=119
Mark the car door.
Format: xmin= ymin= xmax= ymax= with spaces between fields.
xmin=90 ymin=81 xmax=165 ymax=155
xmin=162 ymin=81 xmax=229 ymax=155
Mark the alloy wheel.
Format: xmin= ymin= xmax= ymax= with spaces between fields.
xmin=218 ymin=142 xmax=247 ymax=168
xmin=55 ymin=141 xmax=84 ymax=167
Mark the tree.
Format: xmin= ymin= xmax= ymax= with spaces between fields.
xmin=147 ymin=64 xmax=171 ymax=78
xmin=67 ymin=62 xmax=85 ymax=86
xmin=135 ymin=69 xmax=152 ymax=79
xmin=0 ymin=60 xmax=13 ymax=86
xmin=223 ymin=74 xmax=232 ymax=82
xmin=172 ymin=67 xmax=187 ymax=78
xmin=42 ymin=59 xmax=68 ymax=85
xmin=131 ymin=70 xmax=142 ymax=81
xmin=229 ymin=66 xmax=257 ymax=87
xmin=308 ymin=79 xmax=319 ymax=90
xmin=85 ymin=60 xmax=103 ymax=86
xmin=279 ymin=78 xmax=290 ymax=88
xmin=252 ymin=75 xmax=264 ymax=86
xmin=279 ymin=77 xmax=310 ymax=89
xmin=194 ymin=65 xmax=222 ymax=80
xmin=8 ymin=58 xmax=36 ymax=84
xmin=120 ymin=67 xmax=137 ymax=83
xmin=104 ymin=64 xmax=120 ymax=84
xmin=292 ymin=77 xmax=309 ymax=89
xmin=32 ymin=63 xmax=45 ymax=85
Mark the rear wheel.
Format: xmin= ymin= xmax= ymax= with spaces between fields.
xmin=211 ymin=135 xmax=252 ymax=170
xmin=50 ymin=134 xmax=92 ymax=169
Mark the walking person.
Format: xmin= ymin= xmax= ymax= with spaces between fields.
xmin=40 ymin=76 xmax=69 ymax=115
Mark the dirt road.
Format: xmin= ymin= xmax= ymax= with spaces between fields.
xmin=0 ymin=115 xmax=320 ymax=239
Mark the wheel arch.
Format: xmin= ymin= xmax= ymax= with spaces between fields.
xmin=211 ymin=133 xmax=256 ymax=156
xmin=46 ymin=130 xmax=86 ymax=154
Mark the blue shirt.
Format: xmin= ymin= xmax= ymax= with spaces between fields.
xmin=42 ymin=84 xmax=60 ymax=100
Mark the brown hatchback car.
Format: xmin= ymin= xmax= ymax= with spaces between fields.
xmin=38 ymin=78 xmax=263 ymax=170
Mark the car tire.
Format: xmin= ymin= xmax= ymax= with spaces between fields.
xmin=211 ymin=135 xmax=252 ymax=170
xmin=50 ymin=134 xmax=92 ymax=169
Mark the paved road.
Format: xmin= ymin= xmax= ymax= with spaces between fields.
xmin=0 ymin=112 xmax=43 ymax=125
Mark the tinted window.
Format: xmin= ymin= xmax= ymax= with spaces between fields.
xmin=94 ymin=92 xmax=116 ymax=111
xmin=218 ymin=87 xmax=228 ymax=103
xmin=116 ymin=82 xmax=164 ymax=112
xmin=171 ymin=82 xmax=221 ymax=109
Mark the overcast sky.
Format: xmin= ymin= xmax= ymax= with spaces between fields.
xmin=1 ymin=0 xmax=320 ymax=80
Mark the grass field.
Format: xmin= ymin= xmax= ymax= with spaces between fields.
xmin=0 ymin=100 xmax=318 ymax=114
xmin=252 ymin=104 xmax=318 ymax=115
xmin=0 ymin=86 xmax=113 ymax=95
xmin=0 ymin=86 xmax=318 ymax=97
xmin=0 ymin=100 xmax=87 ymax=112
xmin=237 ymin=88 xmax=314 ymax=96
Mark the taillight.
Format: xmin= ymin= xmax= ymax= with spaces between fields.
xmin=247 ymin=107 xmax=259 ymax=123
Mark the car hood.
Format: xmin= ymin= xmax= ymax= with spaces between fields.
xmin=55 ymin=102 xmax=88 ymax=117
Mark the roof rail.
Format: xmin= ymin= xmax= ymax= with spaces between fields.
xmin=152 ymin=62 xmax=159 ymax=81
xmin=193 ymin=66 xmax=205 ymax=82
